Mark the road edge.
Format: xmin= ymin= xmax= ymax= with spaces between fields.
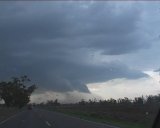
xmin=0 ymin=110 xmax=25 ymax=125
xmin=37 ymin=108 xmax=121 ymax=128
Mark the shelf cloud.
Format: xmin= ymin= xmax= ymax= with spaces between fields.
xmin=0 ymin=2 xmax=152 ymax=93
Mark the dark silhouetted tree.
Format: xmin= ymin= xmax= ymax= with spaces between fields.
xmin=53 ymin=99 xmax=60 ymax=106
xmin=46 ymin=99 xmax=60 ymax=106
xmin=133 ymin=96 xmax=144 ymax=105
xmin=0 ymin=76 xmax=37 ymax=108
xmin=78 ymin=99 xmax=86 ymax=105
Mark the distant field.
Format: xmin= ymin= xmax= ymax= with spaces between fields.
xmin=41 ymin=104 xmax=159 ymax=128
xmin=0 ymin=106 xmax=19 ymax=122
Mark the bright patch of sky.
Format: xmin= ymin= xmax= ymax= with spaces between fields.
xmin=87 ymin=71 xmax=160 ymax=100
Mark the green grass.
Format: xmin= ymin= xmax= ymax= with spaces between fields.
xmin=57 ymin=110 xmax=149 ymax=128
xmin=41 ymin=107 xmax=152 ymax=128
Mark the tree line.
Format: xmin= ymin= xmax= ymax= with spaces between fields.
xmin=1 ymin=75 xmax=160 ymax=108
xmin=77 ymin=95 xmax=160 ymax=106
xmin=36 ymin=94 xmax=160 ymax=107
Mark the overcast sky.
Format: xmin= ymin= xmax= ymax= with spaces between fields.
xmin=0 ymin=1 xmax=160 ymax=103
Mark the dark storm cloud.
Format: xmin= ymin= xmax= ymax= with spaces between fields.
xmin=0 ymin=2 xmax=148 ymax=92
xmin=154 ymin=68 xmax=160 ymax=72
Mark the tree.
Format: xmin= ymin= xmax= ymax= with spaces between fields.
xmin=117 ymin=97 xmax=132 ymax=105
xmin=78 ymin=99 xmax=86 ymax=105
xmin=53 ymin=99 xmax=60 ymax=106
xmin=107 ymin=98 xmax=117 ymax=104
xmin=133 ymin=96 xmax=144 ymax=105
xmin=46 ymin=99 xmax=60 ymax=106
xmin=0 ymin=76 xmax=37 ymax=108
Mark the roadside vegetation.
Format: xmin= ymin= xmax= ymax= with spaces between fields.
xmin=0 ymin=76 xmax=37 ymax=108
xmin=0 ymin=76 xmax=37 ymax=122
xmin=37 ymin=94 xmax=160 ymax=128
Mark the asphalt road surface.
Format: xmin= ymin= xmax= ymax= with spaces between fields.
xmin=0 ymin=108 xmax=120 ymax=128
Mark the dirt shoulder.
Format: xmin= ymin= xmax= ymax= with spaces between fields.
xmin=0 ymin=106 xmax=20 ymax=122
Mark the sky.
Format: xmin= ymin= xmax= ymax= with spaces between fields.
xmin=0 ymin=1 xmax=160 ymax=103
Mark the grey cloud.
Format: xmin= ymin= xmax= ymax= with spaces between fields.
xmin=0 ymin=2 xmax=148 ymax=92
xmin=0 ymin=55 xmax=148 ymax=92
xmin=154 ymin=68 xmax=160 ymax=72
xmin=0 ymin=2 xmax=149 ymax=54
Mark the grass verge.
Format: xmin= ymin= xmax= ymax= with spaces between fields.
xmin=41 ymin=106 xmax=152 ymax=128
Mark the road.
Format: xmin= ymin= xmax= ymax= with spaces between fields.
xmin=0 ymin=108 xmax=119 ymax=128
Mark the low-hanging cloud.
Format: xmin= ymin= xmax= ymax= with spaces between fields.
xmin=0 ymin=2 xmax=149 ymax=93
